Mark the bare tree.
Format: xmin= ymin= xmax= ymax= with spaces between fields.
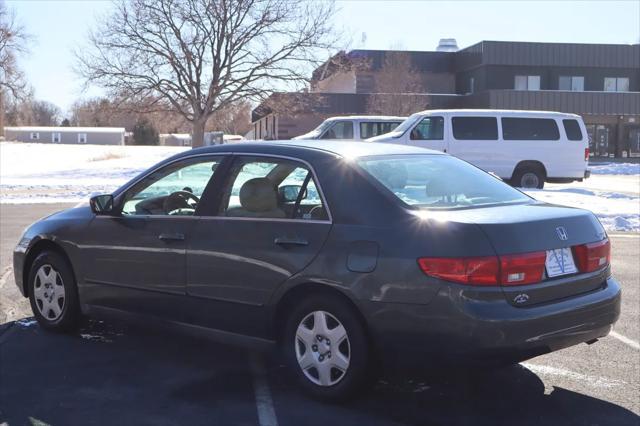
xmin=0 ymin=0 xmax=30 ymax=134
xmin=366 ymin=51 xmax=429 ymax=116
xmin=77 ymin=0 xmax=338 ymax=147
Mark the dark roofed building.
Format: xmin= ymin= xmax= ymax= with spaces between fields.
xmin=252 ymin=41 xmax=640 ymax=158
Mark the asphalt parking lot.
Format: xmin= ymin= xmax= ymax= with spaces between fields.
xmin=0 ymin=203 xmax=639 ymax=426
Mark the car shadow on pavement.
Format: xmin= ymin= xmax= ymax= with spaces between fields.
xmin=1 ymin=318 xmax=638 ymax=426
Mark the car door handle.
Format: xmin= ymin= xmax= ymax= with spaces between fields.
xmin=274 ymin=237 xmax=309 ymax=247
xmin=158 ymin=232 xmax=185 ymax=242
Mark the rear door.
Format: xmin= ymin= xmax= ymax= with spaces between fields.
xmin=186 ymin=155 xmax=332 ymax=330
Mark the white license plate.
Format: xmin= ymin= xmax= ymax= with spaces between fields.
xmin=545 ymin=248 xmax=578 ymax=277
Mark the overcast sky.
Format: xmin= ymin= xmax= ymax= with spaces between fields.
xmin=8 ymin=0 xmax=640 ymax=115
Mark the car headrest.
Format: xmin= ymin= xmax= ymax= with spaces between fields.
xmin=239 ymin=178 xmax=278 ymax=212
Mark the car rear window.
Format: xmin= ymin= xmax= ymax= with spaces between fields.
xmin=563 ymin=119 xmax=583 ymax=141
xmin=452 ymin=117 xmax=498 ymax=140
xmin=357 ymin=155 xmax=531 ymax=209
xmin=502 ymin=118 xmax=560 ymax=140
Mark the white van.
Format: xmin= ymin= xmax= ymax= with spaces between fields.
xmin=367 ymin=110 xmax=590 ymax=189
xmin=294 ymin=115 xmax=405 ymax=141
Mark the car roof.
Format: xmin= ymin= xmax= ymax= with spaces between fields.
xmin=324 ymin=115 xmax=406 ymax=122
xmin=411 ymin=109 xmax=582 ymax=118
xmin=182 ymin=140 xmax=442 ymax=160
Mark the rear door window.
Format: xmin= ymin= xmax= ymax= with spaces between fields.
xmin=501 ymin=118 xmax=560 ymax=140
xmin=452 ymin=117 xmax=498 ymax=140
xmin=321 ymin=121 xmax=354 ymax=139
xmin=410 ymin=117 xmax=444 ymax=140
xmin=563 ymin=119 xmax=583 ymax=141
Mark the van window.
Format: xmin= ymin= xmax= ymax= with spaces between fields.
xmin=360 ymin=122 xmax=401 ymax=139
xmin=410 ymin=117 xmax=444 ymax=140
xmin=452 ymin=117 xmax=498 ymax=140
xmin=501 ymin=118 xmax=560 ymax=141
xmin=563 ymin=119 xmax=583 ymax=141
xmin=321 ymin=121 xmax=354 ymax=139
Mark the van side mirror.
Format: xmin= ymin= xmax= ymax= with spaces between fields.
xmin=90 ymin=194 xmax=115 ymax=215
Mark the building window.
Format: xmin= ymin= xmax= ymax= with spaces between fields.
xmin=559 ymin=76 xmax=584 ymax=91
xmin=604 ymin=77 xmax=629 ymax=92
xmin=52 ymin=132 xmax=61 ymax=143
xmin=452 ymin=117 xmax=498 ymax=140
xmin=30 ymin=132 xmax=40 ymax=140
xmin=78 ymin=133 xmax=87 ymax=144
xmin=515 ymin=75 xmax=540 ymax=91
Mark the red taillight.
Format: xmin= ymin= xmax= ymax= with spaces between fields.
xmin=417 ymin=256 xmax=498 ymax=286
xmin=585 ymin=148 xmax=590 ymax=161
xmin=499 ymin=251 xmax=546 ymax=286
xmin=573 ymin=239 xmax=610 ymax=272
xmin=419 ymin=251 xmax=545 ymax=286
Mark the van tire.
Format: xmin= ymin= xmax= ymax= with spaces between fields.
xmin=512 ymin=166 xmax=545 ymax=189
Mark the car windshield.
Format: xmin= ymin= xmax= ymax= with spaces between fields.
xmin=357 ymin=155 xmax=532 ymax=209
xmin=383 ymin=113 xmax=423 ymax=138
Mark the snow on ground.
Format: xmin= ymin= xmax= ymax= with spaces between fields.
xmin=588 ymin=162 xmax=640 ymax=176
xmin=1 ymin=142 xmax=639 ymax=232
xmin=0 ymin=142 xmax=187 ymax=203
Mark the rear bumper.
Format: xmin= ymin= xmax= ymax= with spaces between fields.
xmin=362 ymin=276 xmax=621 ymax=372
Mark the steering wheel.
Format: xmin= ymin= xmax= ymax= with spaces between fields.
xmin=163 ymin=190 xmax=200 ymax=215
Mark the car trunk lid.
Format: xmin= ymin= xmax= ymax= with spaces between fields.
xmin=430 ymin=202 xmax=609 ymax=306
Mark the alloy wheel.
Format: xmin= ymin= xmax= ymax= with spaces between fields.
xmin=33 ymin=264 xmax=66 ymax=321
xmin=295 ymin=310 xmax=351 ymax=386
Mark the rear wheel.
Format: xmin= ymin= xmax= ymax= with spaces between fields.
xmin=283 ymin=294 xmax=371 ymax=401
xmin=512 ymin=167 xmax=545 ymax=189
xmin=28 ymin=251 xmax=80 ymax=332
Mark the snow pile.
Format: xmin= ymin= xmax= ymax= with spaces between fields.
xmin=589 ymin=162 xmax=640 ymax=175
xmin=1 ymin=142 xmax=186 ymax=203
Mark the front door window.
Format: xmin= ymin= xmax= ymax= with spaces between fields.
xmin=122 ymin=157 xmax=221 ymax=216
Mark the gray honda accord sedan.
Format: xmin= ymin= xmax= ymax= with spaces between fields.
xmin=14 ymin=141 xmax=620 ymax=400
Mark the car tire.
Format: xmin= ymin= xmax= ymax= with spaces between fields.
xmin=512 ymin=167 xmax=545 ymax=189
xmin=283 ymin=293 xmax=371 ymax=401
xmin=28 ymin=250 xmax=80 ymax=332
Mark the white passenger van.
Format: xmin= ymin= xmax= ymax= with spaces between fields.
xmin=293 ymin=115 xmax=405 ymax=141
xmin=367 ymin=110 xmax=590 ymax=188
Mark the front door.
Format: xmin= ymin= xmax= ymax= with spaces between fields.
xmin=407 ymin=116 xmax=447 ymax=152
xmin=80 ymin=155 xmax=224 ymax=318
xmin=186 ymin=155 xmax=332 ymax=336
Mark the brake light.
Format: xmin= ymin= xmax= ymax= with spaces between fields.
xmin=417 ymin=257 xmax=498 ymax=286
xmin=573 ymin=239 xmax=610 ymax=272
xmin=585 ymin=148 xmax=590 ymax=161
xmin=499 ymin=251 xmax=546 ymax=286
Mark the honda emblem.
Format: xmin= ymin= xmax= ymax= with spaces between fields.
xmin=556 ymin=226 xmax=568 ymax=241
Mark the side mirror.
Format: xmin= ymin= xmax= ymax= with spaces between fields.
xmin=278 ymin=185 xmax=307 ymax=203
xmin=90 ymin=194 xmax=115 ymax=215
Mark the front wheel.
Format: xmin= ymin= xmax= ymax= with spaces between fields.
xmin=283 ymin=294 xmax=371 ymax=401
xmin=28 ymin=251 xmax=80 ymax=332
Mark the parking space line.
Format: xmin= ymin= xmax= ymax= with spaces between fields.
xmin=610 ymin=331 xmax=640 ymax=350
xmin=249 ymin=353 xmax=279 ymax=426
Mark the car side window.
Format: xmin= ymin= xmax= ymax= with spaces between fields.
xmin=321 ymin=121 xmax=354 ymax=139
xmin=220 ymin=157 xmax=329 ymax=221
xmin=121 ymin=157 xmax=221 ymax=216
xmin=410 ymin=117 xmax=444 ymax=140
